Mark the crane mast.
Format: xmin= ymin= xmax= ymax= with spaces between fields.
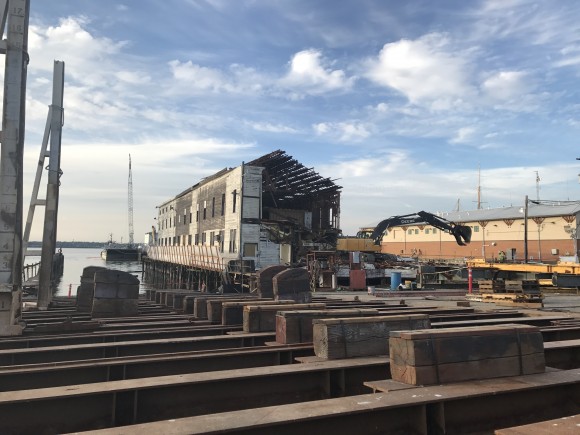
xmin=128 ymin=154 xmax=134 ymax=247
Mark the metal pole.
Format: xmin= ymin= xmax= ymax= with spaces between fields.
xmin=524 ymin=195 xmax=528 ymax=264
xmin=468 ymin=267 xmax=472 ymax=294
xmin=0 ymin=0 xmax=29 ymax=336
xmin=37 ymin=60 xmax=64 ymax=309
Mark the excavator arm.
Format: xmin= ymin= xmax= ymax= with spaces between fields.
xmin=370 ymin=211 xmax=472 ymax=246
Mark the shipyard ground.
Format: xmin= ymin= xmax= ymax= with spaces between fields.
xmin=0 ymin=288 xmax=579 ymax=434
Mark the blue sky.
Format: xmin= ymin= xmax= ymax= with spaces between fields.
xmin=22 ymin=0 xmax=580 ymax=242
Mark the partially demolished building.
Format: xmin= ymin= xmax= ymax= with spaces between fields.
xmin=144 ymin=150 xmax=341 ymax=290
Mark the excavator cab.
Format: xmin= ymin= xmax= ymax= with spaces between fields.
xmin=451 ymin=225 xmax=472 ymax=246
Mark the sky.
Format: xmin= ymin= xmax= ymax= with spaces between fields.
xmin=16 ymin=0 xmax=580 ymax=242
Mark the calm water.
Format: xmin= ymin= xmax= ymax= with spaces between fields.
xmin=25 ymin=247 xmax=154 ymax=297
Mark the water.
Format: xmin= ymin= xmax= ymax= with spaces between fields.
xmin=25 ymin=247 xmax=154 ymax=297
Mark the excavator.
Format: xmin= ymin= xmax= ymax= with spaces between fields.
xmin=369 ymin=211 xmax=472 ymax=246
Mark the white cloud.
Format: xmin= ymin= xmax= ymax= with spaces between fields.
xmin=279 ymin=49 xmax=355 ymax=96
xmin=247 ymin=121 xmax=298 ymax=134
xmin=365 ymin=33 xmax=472 ymax=106
xmin=450 ymin=126 xmax=477 ymax=144
xmin=481 ymin=71 xmax=529 ymax=101
xmin=313 ymin=121 xmax=371 ymax=142
xmin=169 ymin=60 xmax=232 ymax=92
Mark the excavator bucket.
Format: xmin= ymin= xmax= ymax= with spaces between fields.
xmin=452 ymin=225 xmax=472 ymax=246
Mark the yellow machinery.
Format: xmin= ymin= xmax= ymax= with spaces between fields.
xmin=466 ymin=258 xmax=580 ymax=275
xmin=336 ymin=237 xmax=381 ymax=252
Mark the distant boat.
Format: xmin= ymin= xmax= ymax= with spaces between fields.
xmin=101 ymin=247 xmax=140 ymax=261
xmin=101 ymin=235 xmax=140 ymax=261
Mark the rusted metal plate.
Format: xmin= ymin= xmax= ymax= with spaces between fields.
xmin=0 ymin=357 xmax=388 ymax=434
xmin=69 ymin=369 xmax=580 ymax=435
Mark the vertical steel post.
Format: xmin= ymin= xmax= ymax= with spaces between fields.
xmin=37 ymin=60 xmax=64 ymax=309
xmin=524 ymin=195 xmax=529 ymax=264
xmin=0 ymin=0 xmax=29 ymax=335
xmin=468 ymin=267 xmax=472 ymax=294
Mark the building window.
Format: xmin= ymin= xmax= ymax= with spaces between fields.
xmin=414 ymin=229 xmax=419 ymax=234
xmin=203 ymin=201 xmax=207 ymax=220
xmin=408 ymin=229 xmax=413 ymax=235
xmin=210 ymin=231 xmax=215 ymax=245
xmin=195 ymin=233 xmax=199 ymax=245
xmin=243 ymin=243 xmax=258 ymax=257
xmin=196 ymin=204 xmax=199 ymax=222
xmin=474 ymin=226 xmax=480 ymax=232
xmin=425 ymin=229 xmax=431 ymax=234
xmin=221 ymin=193 xmax=225 ymax=216
xmin=229 ymin=229 xmax=237 ymax=253
xmin=433 ymin=228 xmax=437 ymax=234
xmin=219 ymin=230 xmax=225 ymax=252
xmin=232 ymin=190 xmax=237 ymax=213
xmin=188 ymin=235 xmax=192 ymax=245
xmin=212 ymin=197 xmax=215 ymax=218
xmin=189 ymin=211 xmax=192 ymax=224
xmin=202 ymin=232 xmax=206 ymax=245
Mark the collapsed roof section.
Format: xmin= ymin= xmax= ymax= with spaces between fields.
xmin=247 ymin=149 xmax=341 ymax=211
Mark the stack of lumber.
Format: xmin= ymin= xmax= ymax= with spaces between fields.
xmin=312 ymin=314 xmax=430 ymax=359
xmin=389 ymin=324 xmax=545 ymax=385
xmin=505 ymin=280 xmax=540 ymax=294
xmin=473 ymin=280 xmax=543 ymax=306
xmin=275 ymin=309 xmax=381 ymax=344
xmin=477 ymin=280 xmax=505 ymax=293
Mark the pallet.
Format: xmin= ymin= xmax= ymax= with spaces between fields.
xmin=465 ymin=293 xmax=544 ymax=308
xmin=477 ymin=280 xmax=505 ymax=293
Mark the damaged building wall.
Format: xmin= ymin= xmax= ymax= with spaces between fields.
xmin=151 ymin=150 xmax=341 ymax=273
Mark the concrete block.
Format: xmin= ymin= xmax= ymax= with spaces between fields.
xmin=76 ymin=266 xmax=107 ymax=312
xmin=389 ymin=324 xmax=545 ymax=385
xmin=257 ymin=265 xmax=288 ymax=299
xmin=313 ymin=314 xmax=430 ymax=359
xmin=272 ymin=267 xmax=311 ymax=303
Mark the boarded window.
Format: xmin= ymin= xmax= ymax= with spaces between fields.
xmin=229 ymin=229 xmax=237 ymax=253
xmin=243 ymin=243 xmax=258 ymax=257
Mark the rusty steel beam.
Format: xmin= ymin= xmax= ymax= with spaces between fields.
xmin=70 ymin=369 xmax=580 ymax=435
xmin=0 ymin=332 xmax=275 ymax=365
xmin=0 ymin=356 xmax=388 ymax=434
xmin=2 ymin=338 xmax=580 ymax=393
xmin=0 ymin=344 xmax=314 ymax=391
xmin=0 ymin=324 xmax=242 ymax=349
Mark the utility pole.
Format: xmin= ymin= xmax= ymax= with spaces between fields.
xmin=0 ymin=0 xmax=30 ymax=336
xmin=128 ymin=154 xmax=134 ymax=247
xmin=477 ymin=165 xmax=481 ymax=209
xmin=524 ymin=195 xmax=529 ymax=264
xmin=535 ymin=171 xmax=540 ymax=201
